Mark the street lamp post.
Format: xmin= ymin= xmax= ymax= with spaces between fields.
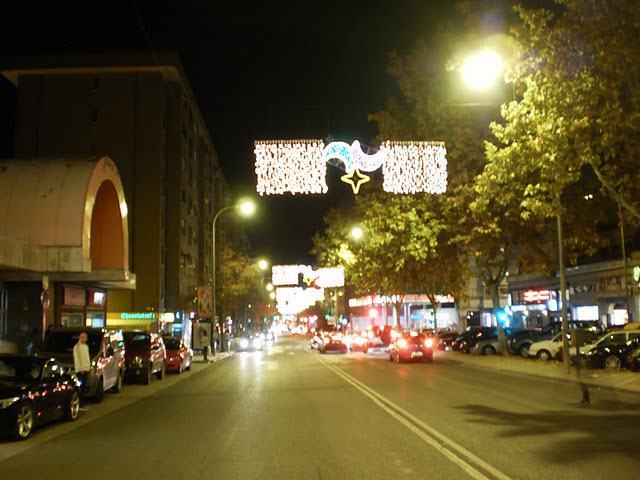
xmin=212 ymin=200 xmax=255 ymax=353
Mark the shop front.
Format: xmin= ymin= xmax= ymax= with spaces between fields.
xmin=509 ymin=286 xmax=564 ymax=330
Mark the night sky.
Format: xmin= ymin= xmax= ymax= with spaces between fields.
xmin=0 ymin=1 xmax=460 ymax=265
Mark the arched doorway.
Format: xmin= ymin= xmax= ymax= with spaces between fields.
xmin=90 ymin=180 xmax=125 ymax=270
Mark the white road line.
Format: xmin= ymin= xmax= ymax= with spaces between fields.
xmin=314 ymin=354 xmax=511 ymax=480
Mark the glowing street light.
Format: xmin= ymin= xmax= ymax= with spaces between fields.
xmin=351 ymin=226 xmax=363 ymax=240
xmin=258 ymin=259 xmax=269 ymax=271
xmin=460 ymin=51 xmax=503 ymax=90
xmin=239 ymin=199 xmax=256 ymax=216
xmin=266 ymin=283 xmax=274 ymax=291
xmin=269 ymin=292 xmax=276 ymax=300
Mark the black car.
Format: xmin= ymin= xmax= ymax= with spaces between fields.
xmin=238 ymin=336 xmax=263 ymax=351
xmin=585 ymin=338 xmax=639 ymax=371
xmin=319 ymin=336 xmax=348 ymax=354
xmin=508 ymin=330 xmax=549 ymax=357
xmin=455 ymin=327 xmax=496 ymax=353
xmin=0 ymin=355 xmax=80 ymax=440
xmin=436 ymin=332 xmax=459 ymax=351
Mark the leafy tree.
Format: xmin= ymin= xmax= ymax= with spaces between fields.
xmin=487 ymin=0 xmax=640 ymax=223
xmin=216 ymin=239 xmax=263 ymax=330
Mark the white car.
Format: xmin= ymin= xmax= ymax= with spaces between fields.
xmin=528 ymin=332 xmax=563 ymax=361
xmin=571 ymin=330 xmax=640 ymax=356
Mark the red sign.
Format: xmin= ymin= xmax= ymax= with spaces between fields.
xmin=523 ymin=289 xmax=550 ymax=303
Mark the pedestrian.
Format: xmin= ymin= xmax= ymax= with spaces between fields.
xmin=26 ymin=328 xmax=40 ymax=355
xmin=73 ymin=331 xmax=91 ymax=410
xmin=201 ymin=329 xmax=210 ymax=362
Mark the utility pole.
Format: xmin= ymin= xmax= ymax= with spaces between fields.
xmin=557 ymin=212 xmax=570 ymax=374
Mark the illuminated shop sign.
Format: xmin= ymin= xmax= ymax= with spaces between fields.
xmin=523 ymin=289 xmax=550 ymax=303
xmin=120 ymin=312 xmax=156 ymax=320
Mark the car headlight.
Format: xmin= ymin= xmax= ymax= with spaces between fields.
xmin=253 ymin=339 xmax=262 ymax=348
xmin=0 ymin=397 xmax=20 ymax=409
xmin=240 ymin=339 xmax=249 ymax=348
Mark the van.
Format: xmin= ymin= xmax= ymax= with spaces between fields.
xmin=39 ymin=327 xmax=126 ymax=402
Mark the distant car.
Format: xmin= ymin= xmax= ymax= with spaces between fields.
xmin=389 ymin=334 xmax=433 ymax=363
xmin=350 ymin=332 xmax=369 ymax=352
xmin=124 ymin=331 xmax=167 ymax=384
xmin=238 ymin=336 xmax=263 ymax=351
xmin=319 ymin=335 xmax=347 ymax=354
xmin=0 ymin=355 xmax=80 ymax=439
xmin=39 ymin=327 xmax=125 ymax=402
xmin=260 ymin=331 xmax=276 ymax=343
xmin=585 ymin=338 xmax=640 ymax=371
xmin=163 ymin=337 xmax=192 ymax=374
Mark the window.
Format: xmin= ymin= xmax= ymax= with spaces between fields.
xmin=181 ymin=189 xmax=187 ymax=203
xmin=181 ymin=219 xmax=186 ymax=236
xmin=600 ymin=334 xmax=625 ymax=346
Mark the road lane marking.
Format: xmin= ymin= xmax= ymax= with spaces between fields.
xmin=313 ymin=354 xmax=512 ymax=480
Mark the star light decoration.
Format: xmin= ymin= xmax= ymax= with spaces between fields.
xmin=255 ymin=140 xmax=327 ymax=195
xmin=254 ymin=139 xmax=447 ymax=195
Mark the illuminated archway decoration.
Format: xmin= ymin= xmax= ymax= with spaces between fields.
xmin=254 ymin=139 xmax=447 ymax=195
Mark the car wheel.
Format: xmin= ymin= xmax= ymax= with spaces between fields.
xmin=537 ymin=350 xmax=552 ymax=361
xmin=482 ymin=346 xmax=496 ymax=355
xmin=144 ymin=366 xmax=152 ymax=385
xmin=14 ymin=402 xmax=34 ymax=440
xmin=93 ymin=377 xmax=104 ymax=403
xmin=389 ymin=354 xmax=393 ymax=362
xmin=605 ymin=355 xmax=622 ymax=371
xmin=112 ymin=371 xmax=123 ymax=393
xmin=65 ymin=391 xmax=80 ymax=421
xmin=156 ymin=362 xmax=166 ymax=380
xmin=519 ymin=344 xmax=531 ymax=358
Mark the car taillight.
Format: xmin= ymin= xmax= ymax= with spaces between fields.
xmin=398 ymin=339 xmax=408 ymax=349
xmin=425 ymin=339 xmax=433 ymax=348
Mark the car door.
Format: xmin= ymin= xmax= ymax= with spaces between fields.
xmin=102 ymin=336 xmax=117 ymax=390
xmin=40 ymin=361 xmax=66 ymax=421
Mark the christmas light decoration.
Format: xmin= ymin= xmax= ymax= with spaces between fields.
xmin=255 ymin=139 xmax=447 ymax=195
xmin=255 ymin=140 xmax=327 ymax=196
xmin=380 ymin=141 xmax=448 ymax=194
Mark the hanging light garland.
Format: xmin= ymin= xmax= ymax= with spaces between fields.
xmin=254 ymin=139 xmax=447 ymax=195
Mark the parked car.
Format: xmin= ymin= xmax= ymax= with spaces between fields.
xmin=572 ymin=329 xmax=640 ymax=356
xmin=509 ymin=330 xmax=549 ymax=357
xmin=123 ymin=331 xmax=166 ymax=384
xmin=455 ymin=327 xmax=494 ymax=353
xmin=39 ymin=327 xmax=125 ymax=402
xmin=528 ymin=331 xmax=566 ymax=361
xmin=436 ymin=332 xmax=459 ymax=351
xmin=389 ymin=334 xmax=433 ymax=363
xmin=585 ymin=337 xmax=640 ymax=371
xmin=0 ymin=355 xmax=80 ymax=439
xmin=163 ymin=337 xmax=192 ymax=374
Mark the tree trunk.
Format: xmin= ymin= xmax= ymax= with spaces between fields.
xmin=427 ymin=293 xmax=439 ymax=346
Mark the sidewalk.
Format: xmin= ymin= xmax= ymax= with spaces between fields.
xmin=438 ymin=350 xmax=640 ymax=394
xmin=193 ymin=350 xmax=234 ymax=364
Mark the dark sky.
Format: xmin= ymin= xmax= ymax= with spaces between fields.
xmin=0 ymin=1 xmax=459 ymax=265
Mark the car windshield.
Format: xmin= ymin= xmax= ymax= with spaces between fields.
xmin=164 ymin=339 xmax=181 ymax=350
xmin=0 ymin=357 xmax=43 ymax=382
xmin=42 ymin=331 xmax=102 ymax=356
xmin=124 ymin=333 xmax=150 ymax=348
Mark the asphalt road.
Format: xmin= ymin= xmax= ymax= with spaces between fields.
xmin=1 ymin=335 xmax=639 ymax=480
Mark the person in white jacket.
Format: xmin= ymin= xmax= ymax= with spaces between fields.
xmin=73 ymin=332 xmax=91 ymax=409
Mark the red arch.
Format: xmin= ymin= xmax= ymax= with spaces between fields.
xmin=90 ymin=180 xmax=124 ymax=269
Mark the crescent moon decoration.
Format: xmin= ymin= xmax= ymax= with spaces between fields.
xmin=254 ymin=139 xmax=447 ymax=196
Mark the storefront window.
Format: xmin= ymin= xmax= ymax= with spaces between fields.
xmin=575 ymin=305 xmax=599 ymax=321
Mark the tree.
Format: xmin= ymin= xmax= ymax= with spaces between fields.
xmin=216 ymin=239 xmax=263 ymax=331
xmin=487 ymin=0 xmax=640 ymax=223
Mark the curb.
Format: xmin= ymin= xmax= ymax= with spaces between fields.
xmin=440 ymin=354 xmax=640 ymax=396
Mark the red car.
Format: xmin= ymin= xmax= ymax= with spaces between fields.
xmin=163 ymin=337 xmax=193 ymax=373
xmin=389 ymin=333 xmax=434 ymax=363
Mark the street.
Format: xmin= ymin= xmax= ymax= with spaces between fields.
xmin=1 ymin=335 xmax=639 ymax=480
